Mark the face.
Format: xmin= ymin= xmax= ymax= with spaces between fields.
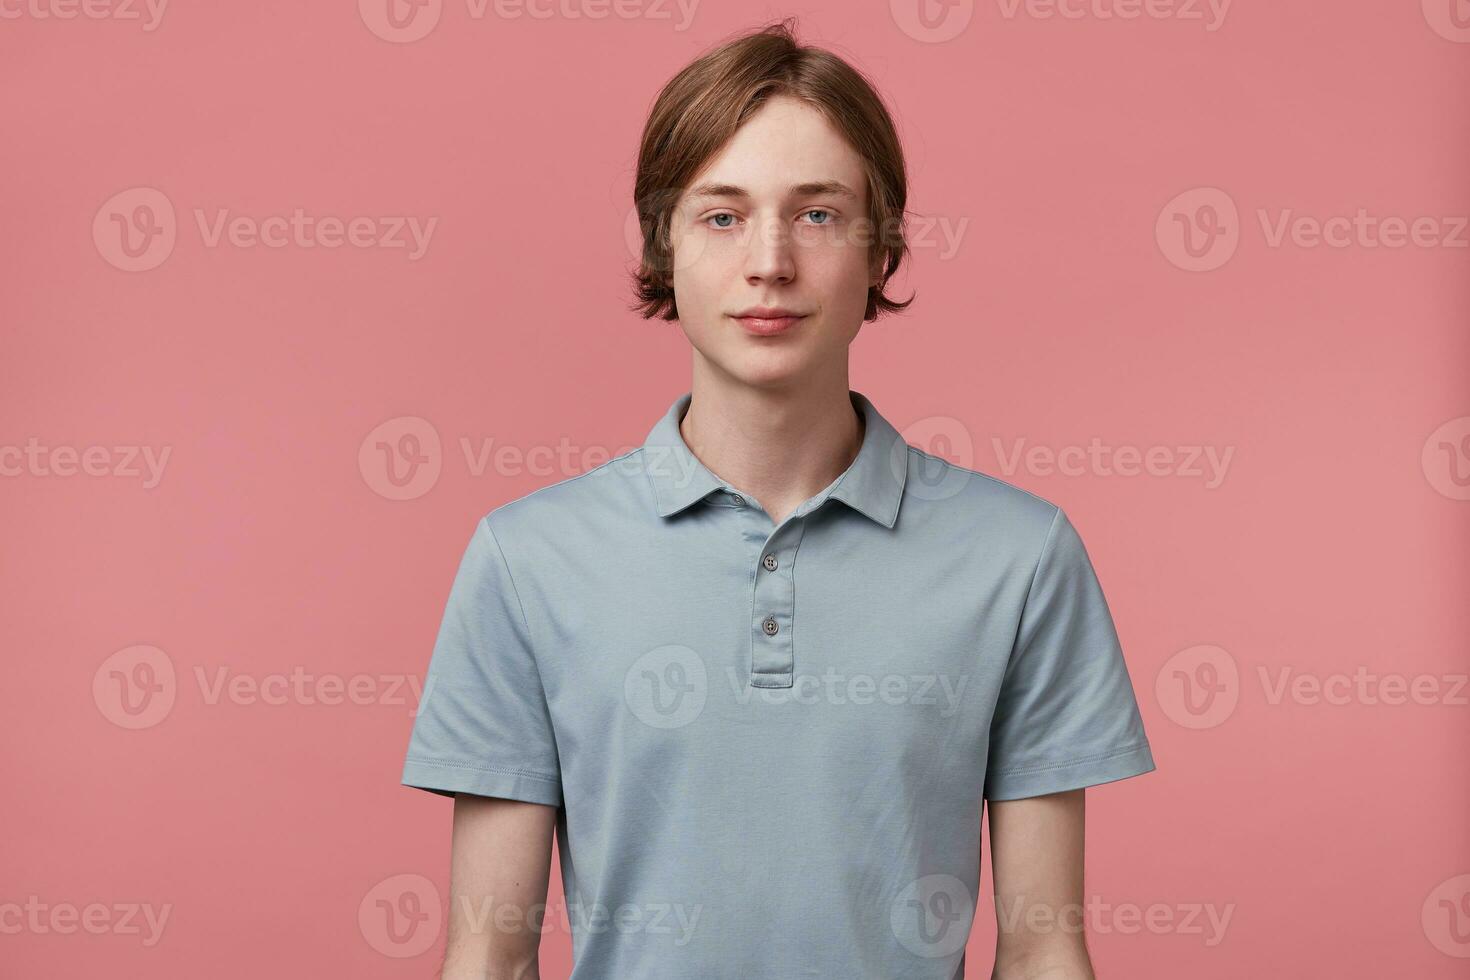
xmin=668 ymin=95 xmax=882 ymax=391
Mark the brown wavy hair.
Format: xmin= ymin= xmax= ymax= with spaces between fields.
xmin=629 ymin=18 xmax=915 ymax=322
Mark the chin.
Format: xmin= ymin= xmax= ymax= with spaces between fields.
xmin=718 ymin=351 xmax=816 ymax=390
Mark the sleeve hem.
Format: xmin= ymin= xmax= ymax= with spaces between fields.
xmin=402 ymin=758 xmax=563 ymax=807
xmin=984 ymin=742 xmax=1155 ymax=801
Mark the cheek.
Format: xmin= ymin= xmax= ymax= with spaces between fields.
xmin=671 ymin=231 xmax=736 ymax=295
xmin=803 ymin=241 xmax=873 ymax=299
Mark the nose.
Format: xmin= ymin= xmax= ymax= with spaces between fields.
xmin=741 ymin=213 xmax=796 ymax=286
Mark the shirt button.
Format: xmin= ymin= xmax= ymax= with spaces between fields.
xmin=762 ymin=553 xmax=778 ymax=571
xmin=762 ymin=617 xmax=779 ymax=636
xmin=729 ymin=493 xmax=745 ymax=507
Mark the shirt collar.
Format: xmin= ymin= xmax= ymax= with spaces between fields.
xmin=640 ymin=389 xmax=909 ymax=528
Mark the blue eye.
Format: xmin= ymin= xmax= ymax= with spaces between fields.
xmin=706 ymin=210 xmax=834 ymax=229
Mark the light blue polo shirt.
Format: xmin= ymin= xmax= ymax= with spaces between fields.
xmin=402 ymin=389 xmax=1155 ymax=979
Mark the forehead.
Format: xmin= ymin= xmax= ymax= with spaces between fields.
xmin=684 ymin=95 xmax=867 ymax=203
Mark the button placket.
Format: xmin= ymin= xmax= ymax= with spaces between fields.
xmin=749 ymin=517 xmax=808 ymax=689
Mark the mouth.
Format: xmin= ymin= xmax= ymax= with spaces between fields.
xmin=730 ymin=310 xmax=807 ymax=336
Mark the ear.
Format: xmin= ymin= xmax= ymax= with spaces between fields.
xmin=868 ymin=248 xmax=886 ymax=288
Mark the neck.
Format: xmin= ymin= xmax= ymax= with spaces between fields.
xmin=679 ymin=361 xmax=864 ymax=525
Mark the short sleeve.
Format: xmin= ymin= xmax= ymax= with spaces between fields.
xmin=983 ymin=507 xmax=1156 ymax=802
xmin=401 ymin=516 xmax=563 ymax=807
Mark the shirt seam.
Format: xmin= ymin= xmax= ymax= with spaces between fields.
xmin=405 ymin=757 xmax=561 ymax=783
xmin=998 ymin=504 xmax=1064 ymax=677
xmin=477 ymin=515 xmax=561 ymax=763
xmin=990 ymin=740 xmax=1151 ymax=776
xmin=486 ymin=447 xmax=643 ymax=516
xmin=907 ymin=446 xmax=1062 ymax=510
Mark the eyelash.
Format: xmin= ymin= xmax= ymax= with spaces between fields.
xmin=705 ymin=209 xmax=836 ymax=230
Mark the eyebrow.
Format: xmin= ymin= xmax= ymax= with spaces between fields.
xmin=685 ymin=180 xmax=859 ymax=203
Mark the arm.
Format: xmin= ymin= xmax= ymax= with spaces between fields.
xmin=987 ymin=789 xmax=1093 ymax=980
xmin=440 ymin=793 xmax=558 ymax=980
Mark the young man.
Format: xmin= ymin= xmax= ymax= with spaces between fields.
xmin=402 ymin=20 xmax=1155 ymax=980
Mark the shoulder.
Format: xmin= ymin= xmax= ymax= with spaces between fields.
xmin=899 ymin=444 xmax=1068 ymax=557
xmin=476 ymin=446 xmax=655 ymax=544
xmin=904 ymin=444 xmax=1061 ymax=524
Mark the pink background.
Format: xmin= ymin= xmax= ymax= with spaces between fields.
xmin=3 ymin=2 xmax=1468 ymax=977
